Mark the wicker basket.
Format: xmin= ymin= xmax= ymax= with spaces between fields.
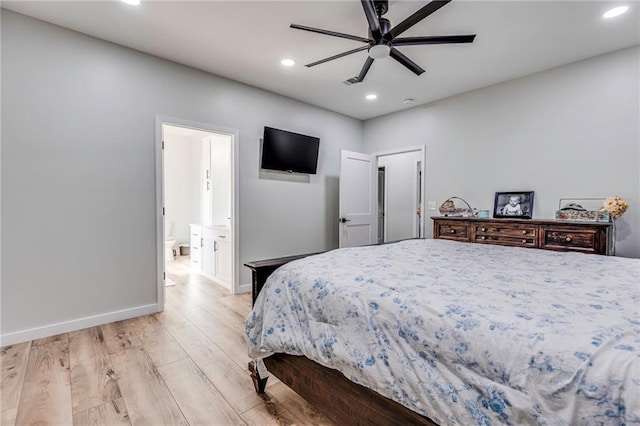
xmin=439 ymin=197 xmax=473 ymax=217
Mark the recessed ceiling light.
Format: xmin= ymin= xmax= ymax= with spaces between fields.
xmin=403 ymin=98 xmax=414 ymax=105
xmin=122 ymin=0 xmax=141 ymax=5
xmin=280 ymin=58 xmax=295 ymax=67
xmin=366 ymin=94 xmax=377 ymax=101
xmin=603 ymin=5 xmax=628 ymax=18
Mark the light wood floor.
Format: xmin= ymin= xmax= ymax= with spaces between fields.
xmin=1 ymin=256 xmax=334 ymax=426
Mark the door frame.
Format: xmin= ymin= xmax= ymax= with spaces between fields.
xmin=371 ymin=145 xmax=426 ymax=242
xmin=155 ymin=115 xmax=240 ymax=306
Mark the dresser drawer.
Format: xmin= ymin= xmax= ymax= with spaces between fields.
xmin=473 ymin=222 xmax=537 ymax=238
xmin=541 ymin=228 xmax=598 ymax=253
xmin=204 ymin=226 xmax=231 ymax=241
xmin=434 ymin=221 xmax=469 ymax=242
xmin=472 ymin=234 xmax=537 ymax=248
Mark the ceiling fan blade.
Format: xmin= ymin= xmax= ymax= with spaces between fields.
xmin=305 ymin=46 xmax=369 ymax=67
xmin=392 ymin=34 xmax=476 ymax=46
xmin=346 ymin=57 xmax=375 ymax=84
xmin=388 ymin=0 xmax=451 ymax=40
xmin=390 ymin=48 xmax=425 ymax=76
xmin=290 ymin=24 xmax=370 ymax=43
xmin=360 ymin=0 xmax=382 ymax=40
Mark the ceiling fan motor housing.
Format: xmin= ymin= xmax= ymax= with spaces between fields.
xmin=374 ymin=0 xmax=389 ymax=17
xmin=372 ymin=18 xmax=391 ymax=40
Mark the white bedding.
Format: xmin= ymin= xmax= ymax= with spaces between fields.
xmin=246 ymin=239 xmax=640 ymax=425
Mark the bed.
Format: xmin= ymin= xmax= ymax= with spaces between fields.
xmin=245 ymin=239 xmax=640 ymax=425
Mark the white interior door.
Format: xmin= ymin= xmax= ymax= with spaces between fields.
xmin=339 ymin=150 xmax=377 ymax=248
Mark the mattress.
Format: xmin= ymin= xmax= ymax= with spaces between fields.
xmin=246 ymin=239 xmax=640 ymax=425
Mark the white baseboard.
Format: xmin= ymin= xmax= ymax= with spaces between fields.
xmin=237 ymin=282 xmax=251 ymax=294
xmin=0 ymin=303 xmax=161 ymax=347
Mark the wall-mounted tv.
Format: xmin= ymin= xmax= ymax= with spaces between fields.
xmin=261 ymin=126 xmax=320 ymax=174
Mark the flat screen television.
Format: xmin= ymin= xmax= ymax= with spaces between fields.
xmin=261 ymin=127 xmax=320 ymax=174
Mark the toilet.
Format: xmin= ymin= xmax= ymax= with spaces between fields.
xmin=165 ymin=220 xmax=176 ymax=261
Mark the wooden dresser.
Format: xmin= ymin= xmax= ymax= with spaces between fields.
xmin=432 ymin=216 xmax=612 ymax=255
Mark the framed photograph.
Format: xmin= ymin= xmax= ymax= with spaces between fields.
xmin=493 ymin=191 xmax=534 ymax=219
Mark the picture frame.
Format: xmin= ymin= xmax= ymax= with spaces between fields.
xmin=493 ymin=191 xmax=534 ymax=219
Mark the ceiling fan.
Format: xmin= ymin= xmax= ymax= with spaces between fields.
xmin=291 ymin=0 xmax=476 ymax=84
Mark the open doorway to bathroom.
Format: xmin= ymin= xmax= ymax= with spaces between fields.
xmin=156 ymin=116 xmax=239 ymax=306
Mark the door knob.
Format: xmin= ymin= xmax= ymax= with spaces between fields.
xmin=338 ymin=218 xmax=351 ymax=223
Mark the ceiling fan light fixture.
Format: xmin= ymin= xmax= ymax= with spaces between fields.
xmin=603 ymin=5 xmax=628 ymax=18
xmin=368 ymin=44 xmax=391 ymax=59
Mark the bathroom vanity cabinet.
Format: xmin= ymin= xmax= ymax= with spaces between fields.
xmin=190 ymin=224 xmax=232 ymax=289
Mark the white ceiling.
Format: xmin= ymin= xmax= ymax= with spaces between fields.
xmin=3 ymin=1 xmax=639 ymax=120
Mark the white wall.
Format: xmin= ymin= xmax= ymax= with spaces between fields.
xmin=0 ymin=11 xmax=363 ymax=343
xmin=363 ymin=46 xmax=640 ymax=258
xmin=163 ymin=133 xmax=200 ymax=245
xmin=378 ymin=150 xmax=423 ymax=242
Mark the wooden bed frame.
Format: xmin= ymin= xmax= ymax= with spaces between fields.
xmin=245 ymin=254 xmax=438 ymax=425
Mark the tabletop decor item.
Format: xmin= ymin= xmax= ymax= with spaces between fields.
xmin=493 ymin=191 xmax=534 ymax=219
xmin=600 ymin=196 xmax=629 ymax=219
xmin=555 ymin=200 xmax=610 ymax=222
xmin=600 ymin=196 xmax=629 ymax=256
xmin=439 ymin=196 xmax=473 ymax=217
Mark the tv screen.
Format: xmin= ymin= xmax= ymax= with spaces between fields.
xmin=261 ymin=127 xmax=320 ymax=174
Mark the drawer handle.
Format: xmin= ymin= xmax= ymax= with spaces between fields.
xmin=450 ymin=229 xmax=456 ymax=234
xmin=218 ymin=235 xmax=226 ymax=239
xmin=481 ymin=227 xmax=487 ymax=232
xmin=565 ymin=237 xmax=572 ymax=242
xmin=522 ymin=230 xmax=527 ymax=235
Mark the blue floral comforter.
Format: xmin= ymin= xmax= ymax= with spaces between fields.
xmin=246 ymin=239 xmax=640 ymax=425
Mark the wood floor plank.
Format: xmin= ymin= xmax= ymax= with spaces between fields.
xmin=128 ymin=314 xmax=163 ymax=335
xmin=169 ymin=285 xmax=249 ymax=368
xmin=68 ymin=326 xmax=122 ymax=414
xmin=72 ymin=397 xmax=131 ymax=426
xmin=129 ymin=316 xmax=187 ymax=367
xmin=31 ymin=333 xmax=67 ymax=347
xmin=220 ymin=293 xmax=252 ymax=317
xmin=167 ymin=323 xmax=264 ymax=414
xmin=109 ymin=347 xmax=187 ymax=426
xmin=240 ymin=393 xmax=299 ymax=426
xmin=267 ymin=381 xmax=336 ymax=425
xmin=0 ymin=341 xmax=31 ymax=411
xmin=100 ymin=320 xmax=142 ymax=354
xmin=15 ymin=335 xmax=72 ymax=426
xmin=158 ymin=357 xmax=246 ymax=425
xmin=153 ymin=303 xmax=190 ymax=330
xmin=1 ymin=407 xmax=18 ymax=426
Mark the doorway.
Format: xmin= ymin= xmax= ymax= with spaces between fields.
xmin=155 ymin=116 xmax=240 ymax=307
xmin=338 ymin=145 xmax=425 ymax=248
